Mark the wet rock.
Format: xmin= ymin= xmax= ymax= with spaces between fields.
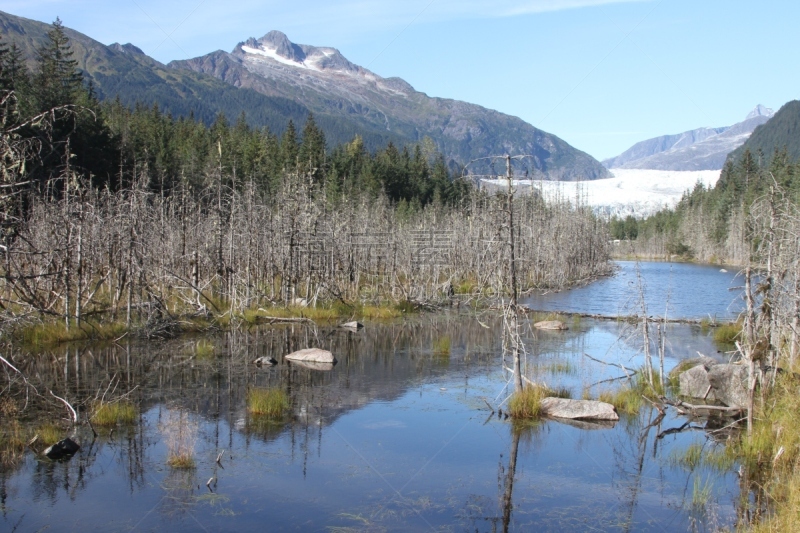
xmin=284 ymin=348 xmax=336 ymax=364
xmin=534 ymin=320 xmax=568 ymax=331
xmin=679 ymin=364 xmax=716 ymax=401
xmin=340 ymin=321 xmax=364 ymax=332
xmin=253 ymin=356 xmax=277 ymax=366
xmin=707 ymin=364 xmax=750 ymax=409
xmin=553 ymin=418 xmax=617 ymax=430
xmin=539 ymin=398 xmax=619 ymax=421
xmin=44 ymin=438 xmax=80 ymax=461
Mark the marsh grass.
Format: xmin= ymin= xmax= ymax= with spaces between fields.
xmin=544 ymin=360 xmax=577 ymax=376
xmin=713 ymin=321 xmax=742 ymax=345
xmin=531 ymin=311 xmax=567 ymax=323
xmin=691 ymin=476 xmax=713 ymax=511
xmin=247 ymin=388 xmax=290 ymax=419
xmin=35 ymin=423 xmax=62 ymax=447
xmin=508 ymin=384 xmax=570 ymax=419
xmin=91 ymin=400 xmax=137 ymax=427
xmin=160 ymin=410 xmax=198 ymax=469
xmin=0 ymin=420 xmax=27 ymax=466
xmin=670 ymin=442 xmax=704 ymax=470
xmin=19 ymin=320 xmax=127 ymax=348
xmin=194 ymin=339 xmax=215 ymax=359
xmin=598 ymin=387 xmax=643 ymax=416
xmin=433 ymin=336 xmax=451 ymax=357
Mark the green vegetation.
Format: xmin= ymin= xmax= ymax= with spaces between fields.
xmin=161 ymin=411 xmax=198 ymax=469
xmin=91 ymin=401 xmax=137 ymax=427
xmin=508 ymin=384 xmax=571 ymax=420
xmin=433 ymin=336 xmax=451 ymax=357
xmin=247 ymin=388 xmax=290 ymax=419
xmin=17 ymin=321 xmax=127 ymax=349
xmin=0 ymin=420 xmax=26 ymax=466
xmin=713 ymin=321 xmax=742 ymax=345
xmin=34 ymin=423 xmax=62 ymax=447
xmin=194 ymin=340 xmax=215 ymax=359
xmin=598 ymin=387 xmax=643 ymax=416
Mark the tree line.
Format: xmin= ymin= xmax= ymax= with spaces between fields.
xmin=0 ymin=20 xmax=611 ymax=331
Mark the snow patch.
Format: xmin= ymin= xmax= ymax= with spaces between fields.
xmin=241 ymin=45 xmax=319 ymax=71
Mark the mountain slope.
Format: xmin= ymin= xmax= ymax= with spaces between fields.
xmin=169 ymin=31 xmax=610 ymax=181
xmin=604 ymin=106 xmax=774 ymax=171
xmin=726 ymin=100 xmax=800 ymax=165
xmin=0 ymin=11 xmax=402 ymax=149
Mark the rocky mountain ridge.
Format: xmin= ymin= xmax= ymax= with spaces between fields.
xmin=604 ymin=106 xmax=774 ymax=171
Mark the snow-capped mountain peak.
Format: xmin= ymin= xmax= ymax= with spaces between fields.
xmin=746 ymin=104 xmax=774 ymax=120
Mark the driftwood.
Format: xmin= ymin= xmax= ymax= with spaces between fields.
xmin=660 ymin=396 xmax=744 ymax=415
xmin=521 ymin=307 xmax=705 ymax=325
xmin=255 ymin=315 xmax=315 ymax=325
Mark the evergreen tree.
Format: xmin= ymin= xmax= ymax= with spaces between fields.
xmin=34 ymin=18 xmax=83 ymax=112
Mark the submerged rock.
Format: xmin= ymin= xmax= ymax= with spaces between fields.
xmin=44 ymin=438 xmax=80 ymax=461
xmin=284 ymin=348 xmax=336 ymax=364
xmin=539 ymin=398 xmax=619 ymax=421
xmin=534 ymin=320 xmax=568 ymax=331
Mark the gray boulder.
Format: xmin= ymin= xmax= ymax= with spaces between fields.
xmin=540 ymin=398 xmax=619 ymax=421
xmin=340 ymin=321 xmax=364 ymax=332
xmin=253 ymin=356 xmax=277 ymax=366
xmin=669 ymin=355 xmax=718 ymax=378
xmin=679 ymin=364 xmax=716 ymax=401
xmin=707 ymin=364 xmax=750 ymax=409
xmin=285 ymin=348 xmax=336 ymax=364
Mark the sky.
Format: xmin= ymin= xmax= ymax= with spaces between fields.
xmin=3 ymin=0 xmax=798 ymax=160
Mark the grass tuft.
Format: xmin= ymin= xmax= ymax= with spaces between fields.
xmin=433 ymin=336 xmax=451 ymax=357
xmin=195 ymin=339 xmax=215 ymax=359
xmin=0 ymin=420 xmax=27 ymax=466
xmin=18 ymin=320 xmax=127 ymax=348
xmin=247 ymin=388 xmax=290 ymax=419
xmin=92 ymin=400 xmax=137 ymax=427
xmin=598 ymin=387 xmax=643 ymax=416
xmin=160 ymin=410 xmax=198 ymax=469
xmin=508 ymin=384 xmax=570 ymax=419
xmin=713 ymin=321 xmax=742 ymax=344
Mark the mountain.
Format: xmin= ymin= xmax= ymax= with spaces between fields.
xmin=726 ymin=100 xmax=800 ymax=165
xmin=168 ymin=31 xmax=610 ymax=181
xmin=0 ymin=11 xmax=402 ymax=150
xmin=603 ymin=106 xmax=774 ymax=171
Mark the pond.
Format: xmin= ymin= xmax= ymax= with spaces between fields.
xmin=0 ymin=262 xmax=745 ymax=532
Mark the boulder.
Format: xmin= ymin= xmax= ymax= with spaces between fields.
xmin=669 ymin=355 xmax=718 ymax=378
xmin=534 ymin=320 xmax=568 ymax=331
xmin=679 ymin=364 xmax=716 ymax=401
xmin=707 ymin=364 xmax=750 ymax=409
xmin=44 ymin=438 xmax=80 ymax=461
xmin=253 ymin=356 xmax=277 ymax=366
xmin=539 ymin=397 xmax=619 ymax=421
xmin=284 ymin=348 xmax=336 ymax=364
xmin=340 ymin=321 xmax=364 ymax=332
xmin=292 ymin=298 xmax=308 ymax=307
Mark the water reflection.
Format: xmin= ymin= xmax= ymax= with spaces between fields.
xmin=1 ymin=314 xmax=740 ymax=531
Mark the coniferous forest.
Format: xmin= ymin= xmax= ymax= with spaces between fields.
xmin=0 ymin=21 xmax=611 ymax=334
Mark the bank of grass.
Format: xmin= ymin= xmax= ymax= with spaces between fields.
xmin=18 ymin=320 xmax=127 ymax=348
xmin=91 ymin=400 xmax=137 ymax=427
xmin=508 ymin=384 xmax=571 ymax=419
xmin=721 ymin=373 xmax=800 ymax=532
xmin=247 ymin=388 xmax=290 ymax=419
xmin=0 ymin=420 xmax=27 ymax=466
xmin=596 ymin=368 xmax=665 ymax=416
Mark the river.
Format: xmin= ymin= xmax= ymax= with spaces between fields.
xmin=0 ymin=261 xmax=746 ymax=532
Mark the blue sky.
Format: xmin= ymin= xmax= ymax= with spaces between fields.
xmin=4 ymin=0 xmax=797 ymax=160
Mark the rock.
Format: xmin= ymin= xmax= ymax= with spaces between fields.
xmin=707 ymin=364 xmax=750 ymax=408
xmin=679 ymin=364 xmax=716 ymax=401
xmin=553 ymin=418 xmax=617 ymax=430
xmin=289 ymin=360 xmax=336 ymax=371
xmin=669 ymin=355 xmax=718 ymax=378
xmin=253 ymin=356 xmax=277 ymax=366
xmin=539 ymin=397 xmax=619 ymax=421
xmin=292 ymin=298 xmax=308 ymax=307
xmin=284 ymin=348 xmax=336 ymax=364
xmin=720 ymin=268 xmax=728 ymax=273
xmin=340 ymin=321 xmax=364 ymax=332
xmin=534 ymin=320 xmax=568 ymax=331
xmin=44 ymin=438 xmax=80 ymax=460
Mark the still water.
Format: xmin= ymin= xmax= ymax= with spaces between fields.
xmin=0 ymin=262 xmax=742 ymax=532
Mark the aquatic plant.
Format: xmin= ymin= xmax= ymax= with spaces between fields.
xmin=161 ymin=410 xmax=198 ymax=469
xmin=91 ymin=400 xmax=137 ymax=426
xmin=508 ymin=384 xmax=569 ymax=419
xmin=194 ymin=340 xmax=215 ymax=359
xmin=0 ymin=420 xmax=27 ymax=466
xmin=247 ymin=388 xmax=290 ymax=419
xmin=433 ymin=336 xmax=451 ymax=357
xmin=598 ymin=387 xmax=643 ymax=416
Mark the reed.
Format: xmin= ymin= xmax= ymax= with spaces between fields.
xmin=91 ymin=400 xmax=137 ymax=426
xmin=247 ymin=388 xmax=290 ymax=419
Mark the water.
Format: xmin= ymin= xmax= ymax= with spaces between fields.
xmin=0 ymin=262 xmax=743 ymax=532
xmin=524 ymin=260 xmax=745 ymax=320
